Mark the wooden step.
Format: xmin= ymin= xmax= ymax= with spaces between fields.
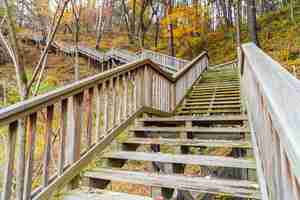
xmin=193 ymin=85 xmax=240 ymax=90
xmin=190 ymin=91 xmax=240 ymax=96
xmin=131 ymin=127 xmax=250 ymax=133
xmin=124 ymin=137 xmax=252 ymax=148
xmin=85 ymin=169 xmax=260 ymax=199
xmin=198 ymin=82 xmax=240 ymax=85
xmin=139 ymin=115 xmax=248 ymax=123
xmin=63 ymin=189 xmax=153 ymax=200
xmin=177 ymin=109 xmax=242 ymax=115
xmin=185 ymin=101 xmax=241 ymax=106
xmin=103 ymin=151 xmax=256 ymax=169
xmin=188 ymin=94 xmax=240 ymax=99
xmin=186 ymin=97 xmax=240 ymax=103
xmin=180 ymin=105 xmax=241 ymax=110
xmin=192 ymin=87 xmax=240 ymax=92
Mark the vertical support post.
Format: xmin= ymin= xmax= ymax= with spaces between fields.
xmin=86 ymin=87 xmax=94 ymax=147
xmin=123 ymin=74 xmax=129 ymax=119
xmin=43 ymin=105 xmax=54 ymax=188
xmin=59 ymin=99 xmax=68 ymax=175
xmin=144 ymin=65 xmax=152 ymax=107
xmin=104 ymin=81 xmax=109 ymax=132
xmin=111 ymin=78 xmax=117 ymax=127
xmin=96 ymin=84 xmax=104 ymax=140
xmin=2 ymin=121 xmax=18 ymax=200
xmin=68 ymin=93 xmax=84 ymax=188
xmin=23 ymin=113 xmax=37 ymax=200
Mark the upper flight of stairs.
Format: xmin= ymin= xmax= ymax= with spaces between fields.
xmin=63 ymin=64 xmax=260 ymax=200
xmin=176 ymin=66 xmax=241 ymax=115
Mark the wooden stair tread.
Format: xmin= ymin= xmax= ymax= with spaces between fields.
xmin=185 ymin=101 xmax=241 ymax=106
xmin=85 ymin=168 xmax=260 ymax=199
xmin=185 ymin=97 xmax=241 ymax=102
xmin=180 ymin=105 xmax=241 ymax=110
xmin=103 ymin=151 xmax=256 ymax=169
xmin=124 ymin=137 xmax=252 ymax=148
xmin=131 ymin=127 xmax=250 ymax=133
xmin=139 ymin=115 xmax=248 ymax=122
xmin=63 ymin=189 xmax=153 ymax=200
xmin=177 ymin=109 xmax=242 ymax=114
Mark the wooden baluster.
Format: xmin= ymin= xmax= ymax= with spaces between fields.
xmin=158 ymin=77 xmax=161 ymax=110
xmin=117 ymin=76 xmax=123 ymax=123
xmin=23 ymin=112 xmax=37 ymax=200
xmin=43 ymin=105 xmax=54 ymax=188
xmin=111 ymin=78 xmax=117 ymax=127
xmin=104 ymin=81 xmax=109 ymax=132
xmin=96 ymin=84 xmax=104 ymax=140
xmin=86 ymin=87 xmax=94 ymax=147
xmin=68 ymin=93 xmax=84 ymax=189
xmin=144 ymin=65 xmax=152 ymax=107
xmin=132 ymin=71 xmax=137 ymax=112
xmin=58 ymin=99 xmax=68 ymax=175
xmin=135 ymin=70 xmax=140 ymax=110
xmin=2 ymin=121 xmax=18 ymax=200
xmin=16 ymin=118 xmax=26 ymax=200
xmin=123 ymin=74 xmax=128 ymax=119
xmin=140 ymin=67 xmax=145 ymax=107
xmin=153 ymin=74 xmax=157 ymax=109
xmin=69 ymin=93 xmax=84 ymax=163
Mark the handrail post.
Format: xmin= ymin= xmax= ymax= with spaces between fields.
xmin=67 ymin=93 xmax=84 ymax=188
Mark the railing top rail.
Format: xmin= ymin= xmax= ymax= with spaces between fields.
xmin=0 ymin=51 xmax=208 ymax=127
xmin=0 ymin=59 xmax=173 ymax=126
xmin=141 ymin=49 xmax=190 ymax=63
xmin=173 ymin=51 xmax=208 ymax=79
xmin=242 ymin=43 xmax=300 ymax=180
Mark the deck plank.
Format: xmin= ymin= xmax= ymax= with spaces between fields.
xmin=124 ymin=137 xmax=252 ymax=148
xmin=103 ymin=151 xmax=256 ymax=169
xmin=85 ymin=168 xmax=261 ymax=199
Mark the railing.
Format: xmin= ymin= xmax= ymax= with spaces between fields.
xmin=107 ymin=48 xmax=139 ymax=62
xmin=140 ymin=49 xmax=189 ymax=72
xmin=241 ymin=43 xmax=300 ymax=200
xmin=0 ymin=52 xmax=208 ymax=200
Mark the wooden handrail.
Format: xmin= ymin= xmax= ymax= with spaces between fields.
xmin=0 ymin=51 xmax=208 ymax=200
xmin=241 ymin=43 xmax=300 ymax=200
xmin=32 ymin=106 xmax=172 ymax=200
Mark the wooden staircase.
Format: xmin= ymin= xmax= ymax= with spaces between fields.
xmin=63 ymin=64 xmax=260 ymax=199
xmin=176 ymin=64 xmax=241 ymax=115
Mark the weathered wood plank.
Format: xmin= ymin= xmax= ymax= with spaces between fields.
xmin=177 ymin=109 xmax=241 ymax=114
xmin=131 ymin=127 xmax=250 ymax=133
xmin=63 ymin=189 xmax=153 ymax=200
xmin=43 ymin=105 xmax=54 ymax=187
xmin=124 ymin=137 xmax=252 ymax=148
xmin=103 ymin=151 xmax=256 ymax=169
xmin=84 ymin=168 xmax=261 ymax=199
xmin=23 ymin=113 xmax=38 ymax=200
xmin=59 ymin=99 xmax=68 ymax=175
xmin=86 ymin=87 xmax=94 ymax=147
xmin=139 ymin=115 xmax=247 ymax=123
xmin=2 ymin=121 xmax=18 ymax=200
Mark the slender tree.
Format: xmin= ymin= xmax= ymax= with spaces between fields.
xmin=166 ymin=0 xmax=175 ymax=56
xmin=247 ymin=0 xmax=260 ymax=47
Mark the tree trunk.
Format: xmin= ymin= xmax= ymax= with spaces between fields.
xmin=247 ymin=0 xmax=260 ymax=47
xmin=154 ymin=15 xmax=160 ymax=48
xmin=166 ymin=0 xmax=175 ymax=57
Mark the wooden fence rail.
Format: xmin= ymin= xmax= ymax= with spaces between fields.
xmin=241 ymin=43 xmax=300 ymax=200
xmin=0 ymin=52 xmax=208 ymax=200
xmin=139 ymin=49 xmax=189 ymax=72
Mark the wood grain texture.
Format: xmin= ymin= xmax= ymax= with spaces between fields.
xmin=104 ymin=151 xmax=256 ymax=169
xmin=85 ymin=168 xmax=260 ymax=199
